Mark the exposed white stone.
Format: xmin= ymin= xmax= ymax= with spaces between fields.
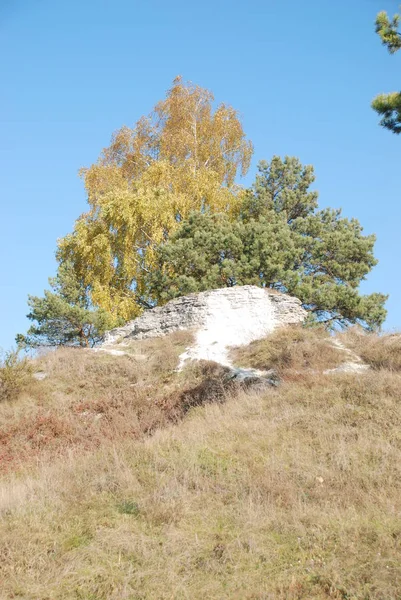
xmin=92 ymin=348 xmax=128 ymax=357
xmin=324 ymin=362 xmax=370 ymax=374
xmin=102 ymin=286 xmax=307 ymax=369
xmin=33 ymin=371 xmax=48 ymax=381
xmin=324 ymin=338 xmax=369 ymax=374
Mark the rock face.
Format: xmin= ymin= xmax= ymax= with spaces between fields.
xmin=103 ymin=286 xmax=307 ymax=367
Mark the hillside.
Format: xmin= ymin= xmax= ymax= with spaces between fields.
xmin=0 ymin=327 xmax=401 ymax=599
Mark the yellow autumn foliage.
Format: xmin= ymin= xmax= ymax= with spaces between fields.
xmin=57 ymin=77 xmax=253 ymax=320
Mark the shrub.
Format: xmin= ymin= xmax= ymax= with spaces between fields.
xmin=0 ymin=349 xmax=32 ymax=401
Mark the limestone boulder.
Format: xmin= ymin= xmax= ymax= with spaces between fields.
xmin=102 ymin=286 xmax=307 ymax=368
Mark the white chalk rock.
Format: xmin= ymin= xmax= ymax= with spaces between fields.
xmin=102 ymin=286 xmax=307 ymax=368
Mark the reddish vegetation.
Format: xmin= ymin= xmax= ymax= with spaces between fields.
xmin=1 ymin=328 xmax=401 ymax=599
xmin=2 ymin=327 xmax=400 ymax=474
xmin=0 ymin=333 xmax=236 ymax=473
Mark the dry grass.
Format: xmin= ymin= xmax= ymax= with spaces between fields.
xmin=230 ymin=326 xmax=346 ymax=375
xmin=0 ymin=332 xmax=236 ymax=473
xmin=341 ymin=328 xmax=401 ymax=371
xmin=0 ymin=329 xmax=401 ymax=598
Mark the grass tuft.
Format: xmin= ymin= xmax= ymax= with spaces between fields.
xmin=230 ymin=325 xmax=346 ymax=375
xmin=117 ymin=500 xmax=140 ymax=516
xmin=342 ymin=327 xmax=401 ymax=371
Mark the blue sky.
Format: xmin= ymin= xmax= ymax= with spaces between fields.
xmin=1 ymin=0 xmax=400 ymax=350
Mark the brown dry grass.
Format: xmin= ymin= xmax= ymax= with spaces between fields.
xmin=230 ymin=325 xmax=346 ymax=375
xmin=341 ymin=328 xmax=401 ymax=371
xmin=0 ymin=329 xmax=401 ymax=599
xmin=0 ymin=332 xmax=236 ymax=473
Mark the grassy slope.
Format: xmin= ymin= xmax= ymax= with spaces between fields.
xmin=0 ymin=328 xmax=401 ymax=599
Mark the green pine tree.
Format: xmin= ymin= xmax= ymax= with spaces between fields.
xmin=372 ymin=9 xmax=401 ymax=134
xmin=149 ymin=157 xmax=387 ymax=330
xmin=17 ymin=262 xmax=116 ymax=348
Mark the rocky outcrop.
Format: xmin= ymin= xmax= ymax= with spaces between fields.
xmin=102 ymin=286 xmax=307 ymax=368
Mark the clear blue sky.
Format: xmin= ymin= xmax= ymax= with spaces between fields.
xmin=1 ymin=0 xmax=400 ymax=350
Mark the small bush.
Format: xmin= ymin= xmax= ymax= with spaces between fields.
xmin=230 ymin=326 xmax=346 ymax=375
xmin=0 ymin=349 xmax=32 ymax=401
xmin=342 ymin=328 xmax=401 ymax=371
